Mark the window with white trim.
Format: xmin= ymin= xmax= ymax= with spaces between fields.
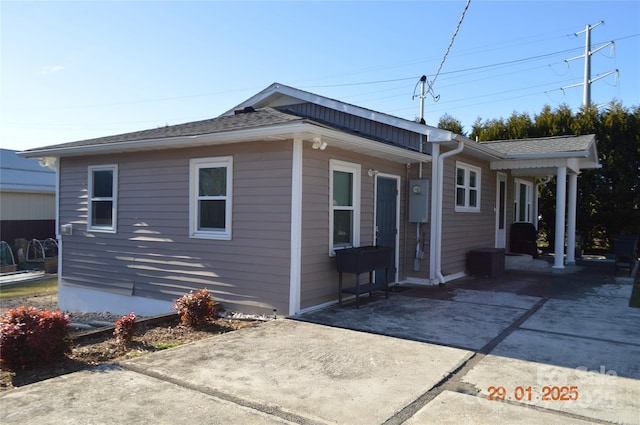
xmin=329 ymin=159 xmax=360 ymax=255
xmin=514 ymin=179 xmax=533 ymax=222
xmin=190 ymin=157 xmax=233 ymax=240
xmin=455 ymin=162 xmax=481 ymax=212
xmin=88 ymin=164 xmax=118 ymax=232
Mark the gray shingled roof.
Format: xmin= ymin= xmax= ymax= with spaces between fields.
xmin=480 ymin=134 xmax=595 ymax=156
xmin=22 ymin=107 xmax=305 ymax=153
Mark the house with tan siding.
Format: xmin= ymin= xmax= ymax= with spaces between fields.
xmin=19 ymin=84 xmax=600 ymax=316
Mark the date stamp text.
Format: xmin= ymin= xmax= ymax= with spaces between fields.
xmin=487 ymin=385 xmax=579 ymax=401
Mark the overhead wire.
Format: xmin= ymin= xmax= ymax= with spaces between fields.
xmin=424 ymin=0 xmax=472 ymax=100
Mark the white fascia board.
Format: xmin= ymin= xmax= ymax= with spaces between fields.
xmin=503 ymin=150 xmax=590 ymax=160
xmin=18 ymin=121 xmax=432 ymax=163
xmin=224 ymin=83 xmax=454 ymax=141
xmin=17 ymin=122 xmax=314 ymax=158
xmin=491 ymin=157 xmax=586 ymax=174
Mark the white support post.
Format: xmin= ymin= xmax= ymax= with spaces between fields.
xmin=553 ymin=166 xmax=567 ymax=269
xmin=566 ymin=172 xmax=578 ymax=265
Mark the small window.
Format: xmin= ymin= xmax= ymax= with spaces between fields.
xmin=329 ymin=159 xmax=360 ymax=255
xmin=88 ymin=165 xmax=118 ymax=232
xmin=455 ymin=162 xmax=481 ymax=212
xmin=514 ymin=179 xmax=533 ymax=222
xmin=190 ymin=157 xmax=233 ymax=240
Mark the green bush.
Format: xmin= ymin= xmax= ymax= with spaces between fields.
xmin=172 ymin=289 xmax=216 ymax=328
xmin=114 ymin=312 xmax=137 ymax=345
xmin=0 ymin=306 xmax=71 ymax=371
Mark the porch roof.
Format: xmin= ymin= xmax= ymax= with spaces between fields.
xmin=483 ymin=134 xmax=600 ymax=176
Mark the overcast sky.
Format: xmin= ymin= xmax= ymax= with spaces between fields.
xmin=2 ymin=1 xmax=639 ymax=151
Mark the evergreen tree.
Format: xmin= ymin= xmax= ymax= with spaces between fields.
xmin=442 ymin=102 xmax=640 ymax=251
xmin=437 ymin=113 xmax=465 ymax=136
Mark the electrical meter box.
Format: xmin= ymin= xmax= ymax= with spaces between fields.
xmin=409 ymin=179 xmax=430 ymax=223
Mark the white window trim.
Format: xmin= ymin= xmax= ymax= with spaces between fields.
xmin=514 ymin=178 xmax=533 ymax=223
xmin=455 ymin=161 xmax=481 ymax=213
xmin=329 ymin=159 xmax=361 ymax=256
xmin=87 ymin=164 xmax=118 ymax=233
xmin=189 ymin=156 xmax=233 ymax=240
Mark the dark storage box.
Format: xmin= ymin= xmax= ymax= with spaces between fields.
xmin=467 ymin=248 xmax=505 ymax=277
xmin=335 ymin=246 xmax=393 ymax=308
xmin=335 ymin=246 xmax=392 ymax=274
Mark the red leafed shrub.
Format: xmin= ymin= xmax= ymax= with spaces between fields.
xmin=172 ymin=289 xmax=216 ymax=328
xmin=114 ymin=312 xmax=137 ymax=345
xmin=0 ymin=306 xmax=71 ymax=371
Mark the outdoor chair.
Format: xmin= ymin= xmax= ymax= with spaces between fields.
xmin=614 ymin=234 xmax=638 ymax=276
xmin=510 ymin=222 xmax=539 ymax=258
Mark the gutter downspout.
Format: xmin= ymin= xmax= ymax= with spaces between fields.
xmin=39 ymin=156 xmax=61 ymax=279
xmin=432 ymin=139 xmax=464 ymax=284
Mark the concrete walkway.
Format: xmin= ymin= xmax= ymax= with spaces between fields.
xmin=1 ymin=262 xmax=639 ymax=424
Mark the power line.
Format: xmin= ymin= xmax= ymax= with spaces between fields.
xmin=426 ymin=0 xmax=472 ymax=98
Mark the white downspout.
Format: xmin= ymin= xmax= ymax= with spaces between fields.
xmin=433 ymin=140 xmax=464 ymax=284
xmin=429 ymin=144 xmax=440 ymax=283
xmin=289 ymin=138 xmax=303 ymax=315
xmin=40 ymin=157 xmax=60 ymax=278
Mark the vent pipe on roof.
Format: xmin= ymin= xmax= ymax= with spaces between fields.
xmin=234 ymin=106 xmax=256 ymax=115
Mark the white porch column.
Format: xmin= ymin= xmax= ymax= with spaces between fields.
xmin=566 ymin=172 xmax=578 ymax=265
xmin=553 ymin=166 xmax=567 ymax=269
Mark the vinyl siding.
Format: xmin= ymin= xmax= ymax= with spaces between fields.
xmin=58 ymin=141 xmax=293 ymax=315
xmin=299 ymin=144 xmax=409 ymax=310
xmin=0 ymin=192 xmax=55 ymax=220
xmin=439 ymin=153 xmax=531 ymax=275
xmin=280 ymin=103 xmax=428 ymax=153
xmin=404 ymin=162 xmax=432 ymax=279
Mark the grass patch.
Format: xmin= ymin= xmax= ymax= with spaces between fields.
xmin=151 ymin=342 xmax=184 ymax=350
xmin=0 ymin=278 xmax=58 ymax=300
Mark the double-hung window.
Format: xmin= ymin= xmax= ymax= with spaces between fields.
xmin=190 ymin=157 xmax=233 ymax=240
xmin=88 ymin=164 xmax=118 ymax=232
xmin=455 ymin=162 xmax=481 ymax=212
xmin=329 ymin=159 xmax=360 ymax=255
xmin=514 ymin=179 xmax=533 ymax=222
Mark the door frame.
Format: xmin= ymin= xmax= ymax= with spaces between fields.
xmin=495 ymin=172 xmax=507 ymax=249
xmin=373 ymin=173 xmax=400 ymax=283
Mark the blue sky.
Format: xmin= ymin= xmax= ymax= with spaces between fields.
xmin=2 ymin=1 xmax=639 ymax=151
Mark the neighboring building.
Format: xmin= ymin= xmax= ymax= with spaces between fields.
xmin=18 ymin=84 xmax=600 ymax=316
xmin=0 ymin=149 xmax=56 ymax=244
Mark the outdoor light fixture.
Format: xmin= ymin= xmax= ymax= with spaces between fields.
xmin=367 ymin=169 xmax=379 ymax=177
xmin=311 ymin=137 xmax=327 ymax=150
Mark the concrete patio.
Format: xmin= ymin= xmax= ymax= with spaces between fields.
xmin=1 ymin=259 xmax=638 ymax=424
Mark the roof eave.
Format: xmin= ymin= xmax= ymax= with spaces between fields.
xmin=432 ymin=135 xmax=504 ymax=161
xmin=17 ymin=122 xmax=315 ymax=158
xmin=18 ymin=121 xmax=431 ymax=164
xmin=504 ymin=150 xmax=591 ymax=160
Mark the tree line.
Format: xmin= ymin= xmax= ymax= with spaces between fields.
xmin=438 ymin=102 xmax=640 ymax=252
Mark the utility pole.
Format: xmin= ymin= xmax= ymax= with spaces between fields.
xmin=418 ymin=75 xmax=427 ymax=126
xmin=563 ymin=21 xmax=618 ymax=108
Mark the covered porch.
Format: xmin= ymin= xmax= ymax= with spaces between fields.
xmin=484 ymin=135 xmax=601 ymax=269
